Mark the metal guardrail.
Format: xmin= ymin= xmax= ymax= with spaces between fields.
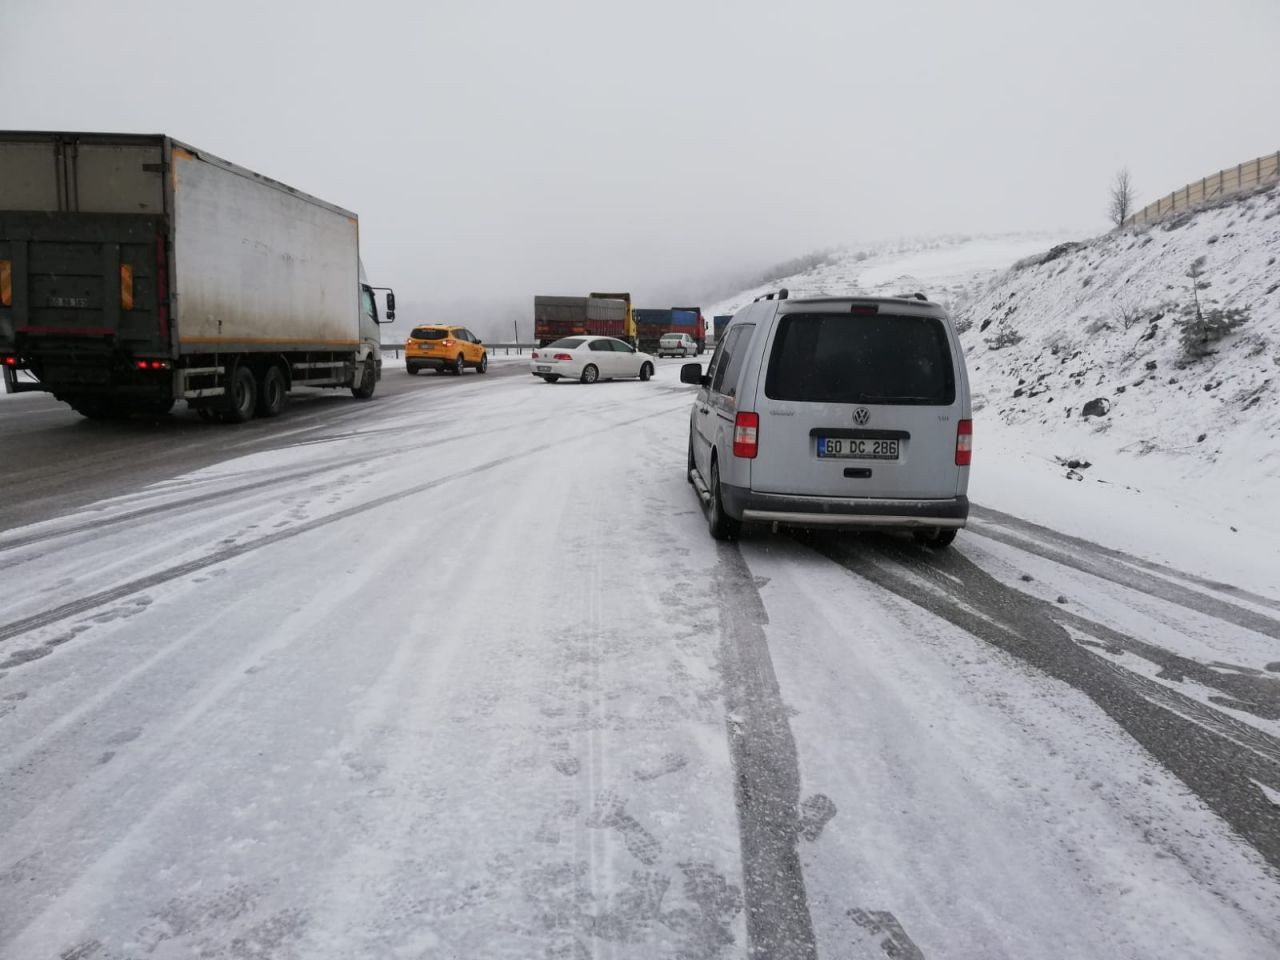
xmin=380 ymin=342 xmax=534 ymax=360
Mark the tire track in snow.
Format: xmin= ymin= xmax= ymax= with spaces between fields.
xmin=970 ymin=505 xmax=1280 ymax=625
xmin=803 ymin=533 xmax=1280 ymax=874
xmin=0 ymin=403 xmax=687 ymax=649
xmin=0 ymin=398 xmax=636 ymax=555
xmin=714 ymin=542 xmax=818 ymax=959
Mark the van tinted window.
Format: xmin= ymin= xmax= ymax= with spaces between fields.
xmin=764 ymin=313 xmax=955 ymax=405
xmin=711 ymin=325 xmax=752 ymax=397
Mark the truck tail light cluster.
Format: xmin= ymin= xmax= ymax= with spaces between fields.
xmin=2 ymin=355 xmax=17 ymax=367
xmin=956 ymin=419 xmax=973 ymax=466
xmin=135 ymin=359 xmax=170 ymax=371
xmin=733 ymin=411 xmax=759 ymax=458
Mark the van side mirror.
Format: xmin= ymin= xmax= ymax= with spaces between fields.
xmin=680 ymin=362 xmax=707 ymax=386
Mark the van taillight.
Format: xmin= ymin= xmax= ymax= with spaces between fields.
xmin=956 ymin=419 xmax=973 ymax=466
xmin=733 ymin=412 xmax=759 ymax=458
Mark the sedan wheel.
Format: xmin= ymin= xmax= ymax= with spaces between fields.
xmin=639 ymin=362 xmax=653 ymax=382
xmin=581 ymin=364 xmax=599 ymax=384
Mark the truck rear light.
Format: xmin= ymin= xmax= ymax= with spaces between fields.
xmin=733 ymin=411 xmax=759 ymax=458
xmin=956 ymin=419 xmax=973 ymax=466
xmin=136 ymin=359 xmax=170 ymax=371
xmin=2 ymin=355 xmax=16 ymax=367
xmin=120 ymin=264 xmax=134 ymax=310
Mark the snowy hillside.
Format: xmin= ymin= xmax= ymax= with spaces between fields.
xmin=704 ymin=233 xmax=1079 ymax=319
xmin=958 ymin=185 xmax=1280 ymax=493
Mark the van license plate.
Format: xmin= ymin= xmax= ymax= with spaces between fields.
xmin=817 ymin=437 xmax=899 ymax=460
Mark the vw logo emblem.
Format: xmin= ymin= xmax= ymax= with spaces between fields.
xmin=853 ymin=407 xmax=870 ymax=425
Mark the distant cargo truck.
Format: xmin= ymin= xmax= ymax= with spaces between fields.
xmin=589 ymin=291 xmax=635 ymax=344
xmin=534 ymin=294 xmax=631 ymax=347
xmin=633 ymin=308 xmax=672 ymax=354
xmin=0 ymin=132 xmax=397 ymax=422
xmin=635 ymin=306 xmax=705 ymax=355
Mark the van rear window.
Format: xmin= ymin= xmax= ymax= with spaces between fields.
xmin=411 ymin=328 xmax=448 ymax=340
xmin=764 ymin=313 xmax=955 ymax=405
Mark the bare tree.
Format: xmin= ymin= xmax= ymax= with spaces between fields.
xmin=1109 ymin=167 xmax=1136 ymax=227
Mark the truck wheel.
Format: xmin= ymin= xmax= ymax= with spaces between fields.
xmin=580 ymin=364 xmax=599 ymax=384
xmin=351 ymin=358 xmax=377 ymax=399
xmin=477 ymin=353 xmax=488 ymax=374
xmin=257 ymin=366 xmax=288 ymax=418
xmin=708 ymin=458 xmax=741 ymax=541
xmin=69 ymin=398 xmax=122 ymax=420
xmin=224 ymin=365 xmax=258 ymax=423
xmin=453 ymin=354 xmax=466 ymax=375
xmin=639 ymin=362 xmax=653 ymax=382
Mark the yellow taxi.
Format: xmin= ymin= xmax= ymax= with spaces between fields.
xmin=405 ymin=325 xmax=489 ymax=375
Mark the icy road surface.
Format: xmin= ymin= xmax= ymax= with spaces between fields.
xmin=1 ymin=363 xmax=1278 ymax=959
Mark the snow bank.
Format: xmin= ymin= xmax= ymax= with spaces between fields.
xmin=958 ymin=185 xmax=1280 ymax=493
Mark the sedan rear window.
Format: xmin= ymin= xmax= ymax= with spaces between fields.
xmin=410 ymin=328 xmax=448 ymax=340
xmin=764 ymin=313 xmax=955 ymax=405
xmin=547 ymin=338 xmax=586 ymax=349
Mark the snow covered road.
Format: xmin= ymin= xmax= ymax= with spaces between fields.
xmin=1 ymin=364 xmax=1278 ymax=959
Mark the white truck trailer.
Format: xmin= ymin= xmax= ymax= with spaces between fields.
xmin=0 ymin=131 xmax=396 ymax=421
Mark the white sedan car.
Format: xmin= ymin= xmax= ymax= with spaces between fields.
xmin=530 ymin=336 xmax=656 ymax=384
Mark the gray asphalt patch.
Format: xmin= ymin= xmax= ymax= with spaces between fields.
xmin=714 ymin=542 xmax=818 ymax=959
xmin=802 ymin=533 xmax=1280 ymax=873
xmin=849 ymin=909 xmax=926 ymax=960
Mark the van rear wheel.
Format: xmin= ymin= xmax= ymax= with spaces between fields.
xmin=914 ymin=527 xmax=957 ymax=548
xmin=708 ymin=459 xmax=741 ymax=541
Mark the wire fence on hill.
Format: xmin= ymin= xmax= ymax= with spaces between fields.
xmin=1124 ymin=150 xmax=1280 ymax=227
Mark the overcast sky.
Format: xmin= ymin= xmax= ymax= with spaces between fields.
xmin=4 ymin=0 xmax=1278 ymax=321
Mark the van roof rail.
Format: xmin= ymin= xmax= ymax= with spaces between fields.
xmin=894 ymin=292 xmax=930 ymax=302
xmin=752 ymin=287 xmax=790 ymax=303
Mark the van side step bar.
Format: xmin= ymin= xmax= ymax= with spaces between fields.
xmin=689 ymin=468 xmax=712 ymax=506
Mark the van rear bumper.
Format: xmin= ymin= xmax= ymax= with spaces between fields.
xmin=724 ymin=486 xmax=968 ymax=529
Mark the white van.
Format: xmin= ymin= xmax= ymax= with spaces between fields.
xmin=680 ymin=292 xmax=971 ymax=544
